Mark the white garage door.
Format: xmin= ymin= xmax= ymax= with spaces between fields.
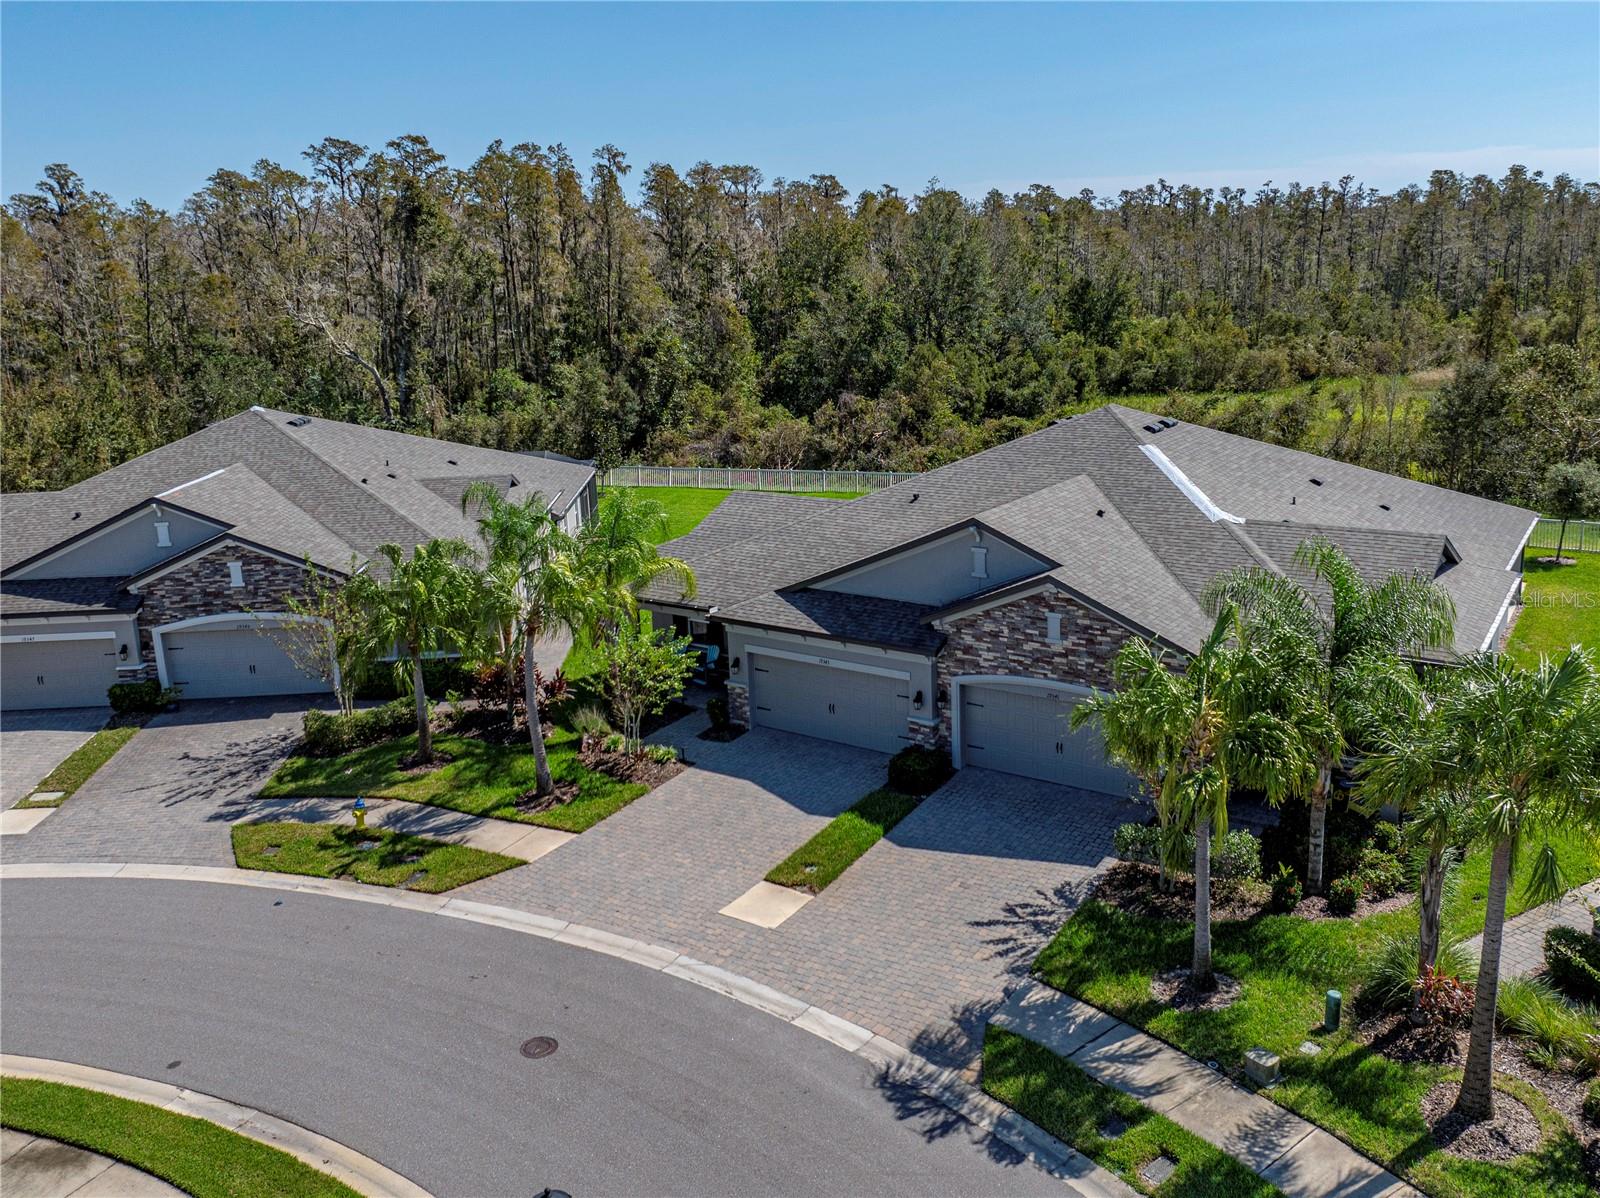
xmin=960 ymin=681 xmax=1131 ymax=796
xmin=1 ymin=636 xmax=119 ymax=710
xmin=162 ymin=618 xmax=332 ymax=700
xmin=749 ymin=654 xmax=909 ymax=754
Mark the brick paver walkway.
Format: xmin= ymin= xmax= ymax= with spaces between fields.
xmin=463 ymin=713 xmax=1140 ymax=1072
xmin=0 ymin=697 xmax=310 ymax=867
xmin=1466 ymin=880 xmax=1600 ymax=978
xmin=1 ymin=708 xmax=106 ymax=806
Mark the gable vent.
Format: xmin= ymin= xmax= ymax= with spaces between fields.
xmin=286 ymin=416 xmax=311 ymax=428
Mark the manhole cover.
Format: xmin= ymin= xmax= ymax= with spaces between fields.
xmin=1140 ymin=1155 xmax=1176 ymax=1185
xmin=520 ymin=1036 xmax=559 ymax=1059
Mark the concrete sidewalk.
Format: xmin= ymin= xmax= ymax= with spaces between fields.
xmin=1 ymin=1127 xmax=181 ymax=1196
xmin=990 ymin=981 xmax=1422 ymax=1198
xmin=242 ymin=797 xmax=574 ymax=863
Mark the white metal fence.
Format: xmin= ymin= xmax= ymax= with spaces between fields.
xmin=602 ymin=465 xmax=919 ymax=493
xmin=1530 ymin=518 xmax=1600 ymax=556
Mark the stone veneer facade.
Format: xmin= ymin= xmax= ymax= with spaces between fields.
xmin=931 ymin=589 xmax=1141 ymax=749
xmin=129 ymin=545 xmax=319 ymax=679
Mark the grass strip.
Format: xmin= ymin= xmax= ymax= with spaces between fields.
xmin=15 ymin=725 xmax=137 ymax=807
xmin=1505 ymin=548 xmax=1600 ymax=668
xmin=232 ymin=821 xmax=519 ymax=892
xmin=982 ymin=1026 xmax=1284 ymax=1198
xmin=258 ymin=729 xmax=646 ymax=833
xmin=0 ymin=1076 xmax=361 ymax=1198
xmin=765 ymin=787 xmax=920 ymax=892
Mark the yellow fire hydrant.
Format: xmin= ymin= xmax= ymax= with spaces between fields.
xmin=353 ymin=796 xmax=368 ymax=830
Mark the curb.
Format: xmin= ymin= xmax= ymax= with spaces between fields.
xmin=1 ymin=862 xmax=1128 ymax=1197
xmin=0 ymin=1053 xmax=432 ymax=1198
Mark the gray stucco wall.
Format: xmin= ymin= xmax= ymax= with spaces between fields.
xmin=814 ymin=527 xmax=1045 ymax=607
xmin=721 ymin=624 xmax=937 ymax=704
xmin=1 ymin=616 xmax=142 ymax=676
xmin=11 ymin=504 xmax=224 ymax=580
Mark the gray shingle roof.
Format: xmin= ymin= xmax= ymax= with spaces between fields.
xmin=719 ymin=588 xmax=946 ymax=654
xmin=0 ymin=576 xmax=141 ymax=617
xmin=647 ymin=405 xmax=1537 ymax=659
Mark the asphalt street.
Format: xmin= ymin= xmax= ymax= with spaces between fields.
xmin=0 ymin=878 xmax=1069 ymax=1198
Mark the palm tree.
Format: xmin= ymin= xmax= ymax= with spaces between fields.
xmin=1075 ymin=608 xmax=1326 ymax=989
xmin=343 ymin=539 xmax=478 ymax=761
xmin=464 ymin=482 xmax=595 ymax=797
xmin=1432 ymin=648 xmax=1600 ymax=1121
xmin=576 ymin=488 xmax=696 ymax=632
xmin=1205 ymin=537 xmax=1455 ymax=892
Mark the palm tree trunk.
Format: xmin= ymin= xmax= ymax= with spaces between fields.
xmin=1413 ymin=844 xmax=1449 ymax=1022
xmin=411 ymin=654 xmax=432 ymax=760
xmin=1455 ymin=836 xmax=1512 ymax=1121
xmin=523 ymin=625 xmax=555 ymax=797
xmin=1192 ymin=822 xmax=1214 ymax=990
xmin=1306 ymin=765 xmax=1332 ymax=894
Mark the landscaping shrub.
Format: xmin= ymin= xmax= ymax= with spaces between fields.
xmin=1326 ymin=875 xmax=1361 ymax=916
xmin=1268 ymin=863 xmax=1302 ymax=913
xmin=886 ymin=746 xmax=953 ymax=796
xmin=1585 ymin=1077 xmax=1600 ymax=1125
xmin=1213 ymin=829 xmax=1261 ymax=882
xmin=1414 ymin=965 xmax=1474 ymax=1029
xmin=1259 ymin=800 xmax=1373 ymax=882
xmin=1360 ymin=930 xmax=1478 ymax=1013
xmin=1368 ymin=820 xmax=1405 ymax=861
xmin=355 ymin=658 xmax=473 ymax=701
xmin=1545 ymin=926 xmax=1600 ymax=1003
xmin=1358 ymin=848 xmax=1406 ymax=900
xmin=705 ymin=695 xmax=729 ymax=730
xmin=570 ymin=706 xmax=611 ymax=744
xmin=644 ymin=744 xmax=679 ymax=765
xmin=107 ymin=679 xmax=175 ymax=713
xmin=601 ymin=731 xmax=626 ymax=754
xmin=1113 ymin=821 xmax=1162 ymax=866
xmin=302 ymin=698 xmax=415 ymax=757
xmin=1497 ymin=975 xmax=1600 ymax=1073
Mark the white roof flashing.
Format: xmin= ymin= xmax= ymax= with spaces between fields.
xmin=1139 ymin=444 xmax=1245 ymax=525
xmin=156 ymin=466 xmax=229 ymax=499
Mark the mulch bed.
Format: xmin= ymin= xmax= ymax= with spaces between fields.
xmin=1094 ymin=862 xmax=1270 ymax=922
xmin=513 ymin=780 xmax=583 ymax=813
xmin=1358 ymin=1010 xmax=1465 ymax=1065
xmin=1422 ymin=1080 xmax=1544 ymax=1161
xmin=1151 ymin=967 xmax=1243 ymax=1012
xmin=1293 ymin=889 xmax=1415 ymax=922
xmin=579 ymin=747 xmax=685 ymax=788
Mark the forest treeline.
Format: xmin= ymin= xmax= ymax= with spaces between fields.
xmin=3 ymin=135 xmax=1597 ymax=506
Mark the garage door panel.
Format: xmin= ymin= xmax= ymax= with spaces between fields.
xmin=749 ymin=655 xmax=908 ymax=754
xmin=962 ymin=681 xmax=1131 ymax=796
xmin=1 ymin=638 xmax=119 ymax=710
xmin=164 ymin=619 xmax=331 ymax=700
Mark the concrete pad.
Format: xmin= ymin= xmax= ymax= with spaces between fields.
xmin=0 ymin=808 xmax=54 ymax=835
xmin=1 ymin=1127 xmax=38 ymax=1162
xmin=75 ymin=1163 xmax=184 ymax=1195
xmin=719 ymin=880 xmax=812 ymax=928
xmin=3 ymin=1137 xmax=115 ymax=1198
xmin=1072 ymin=1022 xmax=1230 ymax=1114
xmin=497 ymin=826 xmax=576 ymax=862
xmin=1163 ymin=1083 xmax=1313 ymax=1171
xmin=1260 ymin=1126 xmax=1399 ymax=1198
xmin=990 ymin=981 xmax=1121 ymax=1058
xmin=28 ymin=792 xmax=65 ymax=804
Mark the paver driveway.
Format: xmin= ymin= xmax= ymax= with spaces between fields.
xmin=462 ymin=712 xmax=1142 ymax=1072
xmin=0 ymin=709 xmax=107 ymax=806
xmin=0 ymin=696 xmax=312 ymax=866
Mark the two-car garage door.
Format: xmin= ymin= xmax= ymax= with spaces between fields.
xmin=162 ymin=618 xmax=331 ymax=700
xmin=748 ymin=654 xmax=910 ymax=754
xmin=960 ymin=680 xmax=1131 ymax=797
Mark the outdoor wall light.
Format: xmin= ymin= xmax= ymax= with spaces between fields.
xmin=913 ymin=689 xmax=925 ymax=710
xmin=938 ymin=688 xmax=948 ymax=706
xmin=118 ymin=643 xmax=129 ymax=661
xmin=731 ymin=656 xmax=741 ymax=673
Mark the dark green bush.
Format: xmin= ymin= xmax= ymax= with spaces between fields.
xmin=1326 ymin=875 xmax=1361 ymax=916
xmin=887 ymin=746 xmax=953 ymax=796
xmin=1359 ymin=848 xmax=1406 ymax=900
xmin=1213 ymin=830 xmax=1261 ymax=882
xmin=354 ymin=658 xmax=473 ymax=701
xmin=1260 ymin=799 xmax=1374 ymax=882
xmin=107 ymin=679 xmax=168 ymax=713
xmin=1584 ymin=1077 xmax=1600 ymax=1126
xmin=1368 ymin=820 xmax=1404 ymax=860
xmin=706 ymin=696 xmax=729 ymax=730
xmin=302 ymin=698 xmax=417 ymax=757
xmin=1545 ymin=926 xmax=1600 ymax=1003
xmin=1269 ymin=862 xmax=1302 ymax=913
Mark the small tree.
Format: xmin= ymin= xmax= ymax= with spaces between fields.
xmin=599 ymin=620 xmax=695 ymax=754
xmin=1543 ymin=461 xmax=1600 ymax=563
xmin=257 ymin=558 xmax=370 ymax=715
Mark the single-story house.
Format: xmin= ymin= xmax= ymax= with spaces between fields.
xmin=0 ymin=407 xmax=595 ymax=710
xmin=639 ymin=404 xmax=1538 ymax=796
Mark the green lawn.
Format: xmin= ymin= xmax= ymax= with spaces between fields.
xmin=1031 ymin=836 xmax=1600 ymax=1198
xmin=982 ymin=1026 xmax=1284 ymax=1197
xmin=258 ymin=728 xmax=646 ymax=833
xmin=232 ymin=821 xmax=518 ymax=892
xmin=765 ymin=788 xmax=920 ymax=892
xmin=611 ymin=485 xmax=865 ymax=543
xmin=13 ymin=725 xmax=135 ymax=807
xmin=0 ymin=1076 xmax=360 ymax=1198
xmin=1506 ymin=549 xmax=1599 ymax=667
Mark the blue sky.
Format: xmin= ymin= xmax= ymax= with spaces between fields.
xmin=3 ymin=2 xmax=1596 ymax=209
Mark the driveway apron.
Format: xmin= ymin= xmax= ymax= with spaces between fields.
xmin=0 ymin=708 xmax=107 ymax=806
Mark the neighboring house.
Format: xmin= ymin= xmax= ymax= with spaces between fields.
xmin=0 ymin=407 xmax=596 ymax=710
xmin=640 ymin=404 xmax=1538 ymax=796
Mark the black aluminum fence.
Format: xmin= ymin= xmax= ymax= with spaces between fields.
xmin=602 ymin=465 xmax=918 ymax=493
xmin=1530 ymin=518 xmax=1600 ymax=556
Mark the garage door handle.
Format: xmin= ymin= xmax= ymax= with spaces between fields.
xmin=827 ymin=702 xmax=836 ymax=715
xmin=755 ymin=705 xmax=771 ymax=712
xmin=967 ymin=742 xmax=985 ymax=750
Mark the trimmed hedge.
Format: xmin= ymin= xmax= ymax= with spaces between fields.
xmin=302 ymin=698 xmax=417 ymax=757
xmin=353 ymin=658 xmax=473 ymax=701
xmin=887 ymin=745 xmax=953 ymax=796
xmin=108 ymin=679 xmax=174 ymax=713
xmin=1111 ymin=822 xmax=1261 ymax=881
xmin=1545 ymin=925 xmax=1600 ymax=1003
